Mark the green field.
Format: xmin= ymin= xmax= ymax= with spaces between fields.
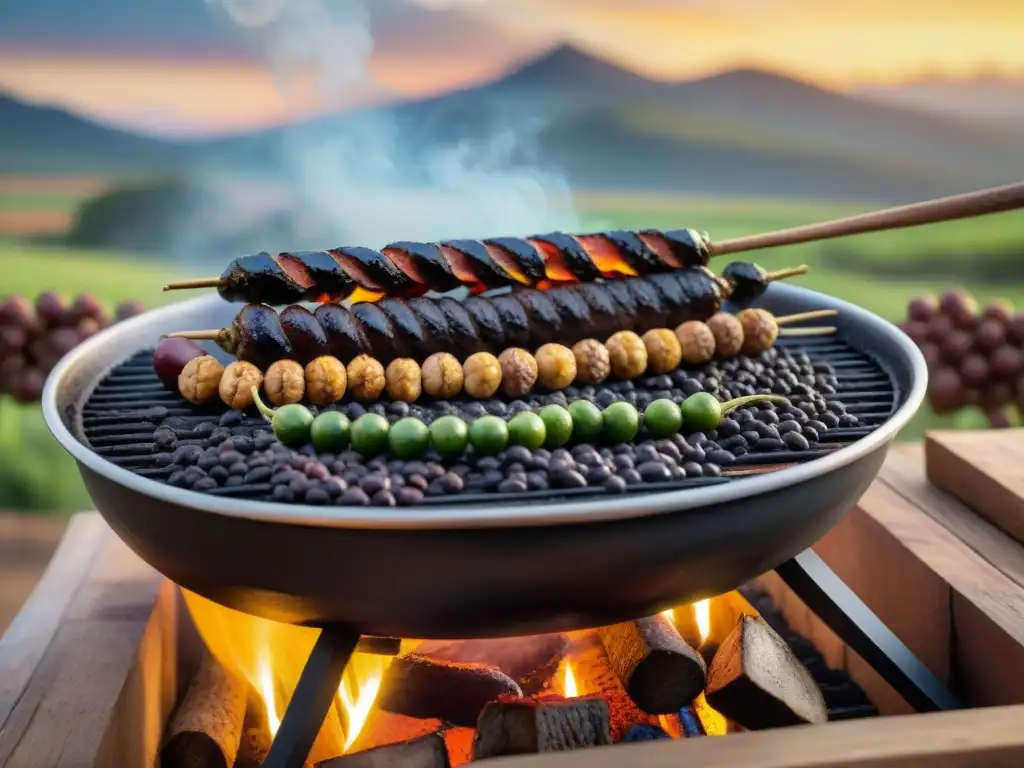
xmin=1 ymin=193 xmax=1023 ymax=513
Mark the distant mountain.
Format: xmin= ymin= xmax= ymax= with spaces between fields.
xmin=854 ymin=76 xmax=1024 ymax=122
xmin=2 ymin=44 xmax=1023 ymax=201
xmin=0 ymin=94 xmax=189 ymax=173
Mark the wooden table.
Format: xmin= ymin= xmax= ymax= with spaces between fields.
xmin=0 ymin=513 xmax=67 ymax=635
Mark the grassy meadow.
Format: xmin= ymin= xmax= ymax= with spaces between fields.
xmin=1 ymin=186 xmax=1022 ymax=513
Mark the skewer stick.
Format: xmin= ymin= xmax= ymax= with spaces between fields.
xmin=764 ymin=266 xmax=808 ymax=282
xmin=775 ymin=309 xmax=838 ymax=326
xmin=166 ymin=330 xmax=221 ymax=341
xmin=778 ymin=327 xmax=837 ymax=337
xmin=712 ymin=180 xmax=1024 ymax=256
xmin=163 ymin=277 xmax=221 ymax=291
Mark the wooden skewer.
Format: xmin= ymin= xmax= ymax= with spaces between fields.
xmin=166 ymin=330 xmax=220 ymax=340
xmin=162 ymin=277 xmax=221 ymax=291
xmin=778 ymin=326 xmax=837 ymax=337
xmin=712 ymin=180 xmax=1024 ymax=256
xmin=774 ymin=309 xmax=838 ymax=326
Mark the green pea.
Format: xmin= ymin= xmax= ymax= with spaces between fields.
xmin=311 ymin=411 xmax=351 ymax=452
xmin=644 ymin=399 xmax=683 ymax=438
xmin=508 ymin=411 xmax=547 ymax=451
xmin=568 ymin=400 xmax=603 ymax=444
xmin=351 ymin=413 xmax=390 ymax=457
xmin=430 ymin=415 xmax=469 ymax=457
xmin=603 ymin=401 xmax=640 ymax=444
xmin=252 ymin=386 xmax=313 ymax=447
xmin=679 ymin=392 xmax=722 ymax=432
xmin=388 ymin=417 xmax=431 ymax=460
xmin=538 ymin=404 xmax=573 ymax=448
xmin=469 ymin=415 xmax=509 ymax=456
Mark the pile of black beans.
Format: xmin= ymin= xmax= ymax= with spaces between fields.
xmin=149 ymin=346 xmax=864 ymax=507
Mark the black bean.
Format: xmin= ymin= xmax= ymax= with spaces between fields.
xmin=482 ymin=469 xmax=504 ymax=489
xmin=637 ymin=462 xmax=671 ymax=483
xmin=705 ymin=449 xmax=735 ymax=466
xmin=254 ymin=431 xmax=276 ymax=451
xmin=498 ymin=478 xmax=529 ymax=493
xmin=553 ymin=469 xmax=587 ymax=488
xmin=272 ymin=485 xmax=294 ymax=502
xmin=209 ymin=465 xmax=230 ymax=484
xmin=232 ymin=435 xmax=254 ymax=455
xmin=754 ymin=437 xmax=786 ymax=452
xmin=154 ymin=452 xmax=175 ymax=468
xmin=655 ymin=440 xmax=681 ymax=461
xmin=526 ymin=472 xmax=549 ymax=491
xmin=198 ymin=454 xmax=221 ymax=471
xmin=323 ymin=478 xmax=346 ymax=498
xmin=154 ymin=427 xmax=178 ymax=450
xmin=702 ymin=462 xmax=722 ymax=477
xmin=757 ymin=409 xmax=779 ymax=424
xmin=289 ymin=476 xmax=310 ymax=495
xmin=172 ymin=445 xmax=202 ymax=465
xmin=839 ymin=414 xmax=860 ymax=427
xmin=635 ymin=444 xmax=659 ymax=463
xmin=549 ymin=458 xmax=573 ymax=475
xmin=228 ymin=461 xmax=248 ymax=476
xmin=305 ymin=463 xmax=331 ymax=482
xmin=340 ymin=488 xmax=370 ymax=506
xmin=396 ymin=487 xmax=424 ymax=505
xmin=504 ymin=446 xmax=533 ymax=466
xmin=604 ymin=475 xmax=627 ymax=493
xmin=681 ymin=378 xmax=703 ymax=396
xmin=802 ymin=426 xmax=820 ymax=443
xmin=777 ymin=419 xmax=801 ymax=435
xmin=219 ymin=410 xmax=244 ymax=427
xmin=755 ymin=423 xmax=780 ymax=440
xmin=681 ymin=461 xmax=703 ymax=477
xmin=717 ymin=418 xmax=740 ymax=438
xmin=182 ymin=466 xmax=207 ymax=485
xmin=372 ymin=490 xmax=397 ymax=507
xmin=220 ymin=450 xmax=245 ymax=466
xmin=819 ymin=412 xmax=840 ymax=428
xmin=305 ymin=487 xmax=329 ymax=505
xmin=783 ymin=432 xmax=810 ymax=451
xmin=586 ymin=465 xmax=611 ymax=484
xmin=688 ymin=444 xmax=706 ymax=463
xmin=225 ymin=475 xmax=245 ymax=487
xmin=439 ymin=473 xmax=464 ymax=493
xmin=361 ymin=474 xmax=390 ymax=495
xmin=619 ymin=467 xmax=642 ymax=485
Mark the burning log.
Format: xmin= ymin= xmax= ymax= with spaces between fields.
xmin=377 ymin=654 xmax=523 ymax=727
xmin=704 ymin=614 xmax=828 ymax=730
xmin=471 ymin=696 xmax=612 ymax=760
xmin=160 ymin=653 xmax=248 ymax=768
xmin=233 ymin=691 xmax=272 ymax=768
xmin=415 ymin=634 xmax=569 ymax=696
xmin=568 ymin=631 xmax=659 ymax=741
xmin=350 ymin=710 xmax=444 ymax=754
xmin=316 ymin=733 xmax=450 ymax=768
xmin=597 ymin=615 xmax=707 ymax=714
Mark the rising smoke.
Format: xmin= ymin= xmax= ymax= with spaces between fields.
xmin=201 ymin=0 xmax=579 ymax=253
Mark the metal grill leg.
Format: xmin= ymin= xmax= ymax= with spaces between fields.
xmin=262 ymin=626 xmax=361 ymax=768
xmin=775 ymin=549 xmax=961 ymax=712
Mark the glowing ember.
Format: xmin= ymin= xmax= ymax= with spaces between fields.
xmin=561 ymin=661 xmax=579 ymax=698
xmin=258 ymin=661 xmax=282 ymax=736
xmin=661 ymin=607 xmax=674 ymax=623
xmin=694 ymin=600 xmax=711 ymax=645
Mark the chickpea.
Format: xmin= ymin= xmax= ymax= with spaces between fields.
xmin=706 ymin=312 xmax=744 ymax=359
xmin=572 ymin=339 xmax=610 ymax=385
xmin=498 ymin=348 xmax=538 ymax=397
xmin=737 ymin=309 xmax=779 ymax=356
xmin=641 ymin=328 xmax=682 ymax=374
xmin=347 ymin=355 xmax=386 ymax=402
xmin=675 ymin=321 xmax=716 ymax=365
xmin=535 ymin=343 xmax=576 ymax=390
xmin=422 ymin=352 xmax=463 ymax=398
xmin=303 ymin=355 xmax=347 ymax=405
xmin=178 ymin=355 xmax=224 ymax=405
xmin=463 ymin=352 xmax=502 ymax=399
xmin=605 ymin=331 xmax=648 ymax=380
xmin=386 ymin=358 xmax=422 ymax=402
xmin=218 ymin=361 xmax=263 ymax=410
xmin=264 ymin=360 xmax=305 ymax=406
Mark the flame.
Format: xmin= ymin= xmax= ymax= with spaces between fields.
xmin=661 ymin=607 xmax=675 ymax=623
xmin=561 ymin=661 xmax=579 ymax=698
xmin=258 ymin=661 xmax=282 ymax=736
xmin=337 ymin=654 xmax=391 ymax=750
xmin=694 ymin=599 xmax=711 ymax=646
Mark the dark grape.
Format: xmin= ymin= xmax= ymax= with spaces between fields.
xmin=907 ymin=294 xmax=938 ymax=322
xmin=982 ymin=299 xmax=1014 ymax=325
xmin=975 ymin=319 xmax=1005 ymax=352
xmin=991 ymin=346 xmax=1024 ymax=380
xmin=115 ymin=300 xmax=146 ymax=322
xmin=0 ymin=295 xmax=34 ymax=327
xmin=960 ymin=354 xmax=989 ymax=388
xmin=919 ymin=342 xmax=942 ymax=370
xmin=1008 ymin=313 xmax=1024 ymax=345
xmin=939 ymin=290 xmax=978 ymax=330
xmin=979 ymin=382 xmax=1013 ymax=410
xmin=926 ymin=314 xmax=954 ymax=342
xmin=35 ymin=291 xmax=68 ymax=329
xmin=900 ymin=321 xmax=930 ymax=344
xmin=70 ymin=294 xmax=106 ymax=323
xmin=940 ymin=330 xmax=972 ymax=365
xmin=927 ymin=367 xmax=963 ymax=414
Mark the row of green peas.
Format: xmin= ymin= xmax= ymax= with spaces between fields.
xmin=251 ymin=386 xmax=788 ymax=460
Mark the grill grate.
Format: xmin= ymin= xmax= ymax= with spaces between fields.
xmin=76 ymin=335 xmax=900 ymax=505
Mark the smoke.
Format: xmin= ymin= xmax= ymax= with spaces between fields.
xmin=201 ymin=0 xmax=579 ymax=251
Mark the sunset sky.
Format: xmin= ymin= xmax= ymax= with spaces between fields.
xmin=0 ymin=0 xmax=1021 ymax=137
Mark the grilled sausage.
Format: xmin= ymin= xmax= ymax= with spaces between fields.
xmin=207 ymin=229 xmax=711 ymax=304
xmin=210 ymin=265 xmax=771 ymax=367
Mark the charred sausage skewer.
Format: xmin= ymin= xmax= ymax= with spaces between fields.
xmin=167 ymin=264 xmax=807 ymax=368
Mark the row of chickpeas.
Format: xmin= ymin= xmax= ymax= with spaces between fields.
xmin=175 ymin=308 xmax=795 ymax=410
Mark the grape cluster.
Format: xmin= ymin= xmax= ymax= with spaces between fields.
xmin=901 ymin=291 xmax=1024 ymax=425
xmin=0 ymin=292 xmax=145 ymax=403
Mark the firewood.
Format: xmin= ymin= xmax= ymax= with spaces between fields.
xmin=415 ymin=634 xmax=569 ymax=695
xmin=705 ymin=614 xmax=828 ymax=730
xmin=472 ymin=697 xmax=612 ymax=760
xmin=349 ymin=710 xmax=443 ymax=755
xmin=161 ymin=653 xmax=248 ymax=768
xmin=233 ymin=690 xmax=272 ymax=768
xmin=316 ymin=733 xmax=450 ymax=768
xmin=597 ymin=614 xmax=707 ymax=714
xmin=376 ymin=654 xmax=523 ymax=727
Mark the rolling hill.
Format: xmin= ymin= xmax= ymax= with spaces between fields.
xmin=2 ymin=44 xmax=1022 ymax=200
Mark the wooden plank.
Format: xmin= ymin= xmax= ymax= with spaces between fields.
xmin=488 ymin=704 xmax=1024 ymax=768
xmin=924 ymin=429 xmax=1024 ymax=546
xmin=0 ymin=514 xmax=178 ymax=768
xmin=0 ymin=513 xmax=69 ymax=634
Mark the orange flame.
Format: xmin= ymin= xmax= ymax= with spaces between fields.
xmin=694 ymin=599 xmax=711 ymax=646
xmin=337 ymin=655 xmax=392 ymax=750
xmin=258 ymin=661 xmax=282 ymax=736
xmin=561 ymin=661 xmax=579 ymax=698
